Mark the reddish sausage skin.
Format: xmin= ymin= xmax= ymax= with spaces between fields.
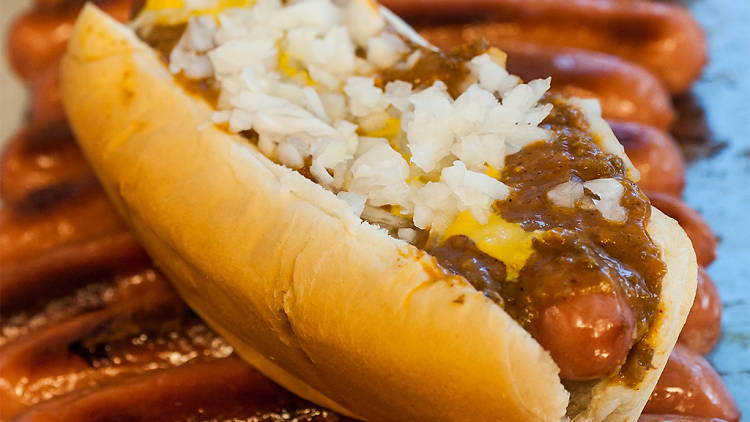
xmin=534 ymin=293 xmax=635 ymax=380
xmin=0 ymin=189 xmax=128 ymax=263
xmin=639 ymin=415 xmax=728 ymax=422
xmin=610 ymin=121 xmax=685 ymax=197
xmin=29 ymin=63 xmax=65 ymax=129
xmin=644 ymin=344 xmax=740 ymax=422
xmin=500 ymin=42 xmax=674 ymax=129
xmin=678 ymin=267 xmax=722 ymax=355
xmin=7 ymin=0 xmax=132 ymax=81
xmin=647 ymin=192 xmax=717 ymax=267
xmin=0 ymin=127 xmax=92 ymax=206
xmin=383 ymin=0 xmax=707 ymax=93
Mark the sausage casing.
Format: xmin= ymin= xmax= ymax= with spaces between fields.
xmin=644 ymin=344 xmax=740 ymax=422
xmin=610 ymin=121 xmax=685 ymax=197
xmin=646 ymin=191 xmax=717 ymax=267
xmin=678 ymin=267 xmax=722 ymax=355
xmin=383 ymin=0 xmax=707 ymax=93
xmin=7 ymin=0 xmax=132 ymax=81
xmin=533 ymin=293 xmax=635 ymax=380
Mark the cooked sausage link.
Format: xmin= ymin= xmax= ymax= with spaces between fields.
xmin=0 ymin=127 xmax=92 ymax=206
xmin=0 ymin=232 xmax=149 ymax=315
xmin=639 ymin=415 xmax=729 ymax=422
xmin=678 ymin=267 xmax=722 ymax=355
xmin=0 ymin=188 xmax=129 ymax=263
xmin=501 ymin=42 xmax=675 ymax=129
xmin=644 ymin=344 xmax=740 ymax=422
xmin=29 ymin=63 xmax=65 ymax=129
xmin=7 ymin=0 xmax=132 ymax=81
xmin=646 ymin=191 xmax=717 ymax=267
xmin=383 ymin=0 xmax=707 ymax=93
xmin=7 ymin=10 xmax=75 ymax=82
xmin=34 ymin=0 xmax=113 ymax=13
xmin=533 ymin=293 xmax=635 ymax=380
xmin=609 ymin=121 xmax=685 ymax=197
xmin=10 ymin=357 xmax=349 ymax=422
xmin=0 ymin=283 xmax=217 ymax=419
xmin=34 ymin=0 xmax=135 ymax=11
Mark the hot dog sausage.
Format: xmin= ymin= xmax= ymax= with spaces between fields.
xmin=678 ymin=267 xmax=722 ymax=355
xmin=0 ymin=127 xmax=92 ymax=206
xmin=8 ymin=357 xmax=344 ymax=422
xmin=533 ymin=293 xmax=636 ymax=380
xmin=7 ymin=0 xmax=132 ymax=81
xmin=34 ymin=0 xmax=89 ymax=12
xmin=0 ymin=281 xmax=184 ymax=418
xmin=646 ymin=191 xmax=717 ymax=267
xmin=644 ymin=344 xmax=740 ymax=421
xmin=0 ymin=231 xmax=149 ymax=315
xmin=609 ymin=121 xmax=685 ymax=197
xmin=639 ymin=415 xmax=728 ymax=422
xmin=29 ymin=62 xmax=65 ymax=129
xmin=383 ymin=0 xmax=707 ymax=93
xmin=0 ymin=188 xmax=129 ymax=263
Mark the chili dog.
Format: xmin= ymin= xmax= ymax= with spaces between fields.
xmin=59 ymin=2 xmax=697 ymax=420
xmin=380 ymin=0 xmax=707 ymax=93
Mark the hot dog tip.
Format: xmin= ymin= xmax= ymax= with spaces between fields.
xmin=59 ymin=1 xmax=698 ymax=421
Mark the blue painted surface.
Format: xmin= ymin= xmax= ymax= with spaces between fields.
xmin=685 ymin=0 xmax=750 ymax=416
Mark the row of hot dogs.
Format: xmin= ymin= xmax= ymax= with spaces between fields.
xmin=0 ymin=0 xmax=740 ymax=420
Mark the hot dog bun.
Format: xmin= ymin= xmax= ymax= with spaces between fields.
xmin=61 ymin=5 xmax=696 ymax=421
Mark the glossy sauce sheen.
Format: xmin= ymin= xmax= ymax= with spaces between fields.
xmin=433 ymin=96 xmax=665 ymax=383
xmin=380 ymin=40 xmax=487 ymax=97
